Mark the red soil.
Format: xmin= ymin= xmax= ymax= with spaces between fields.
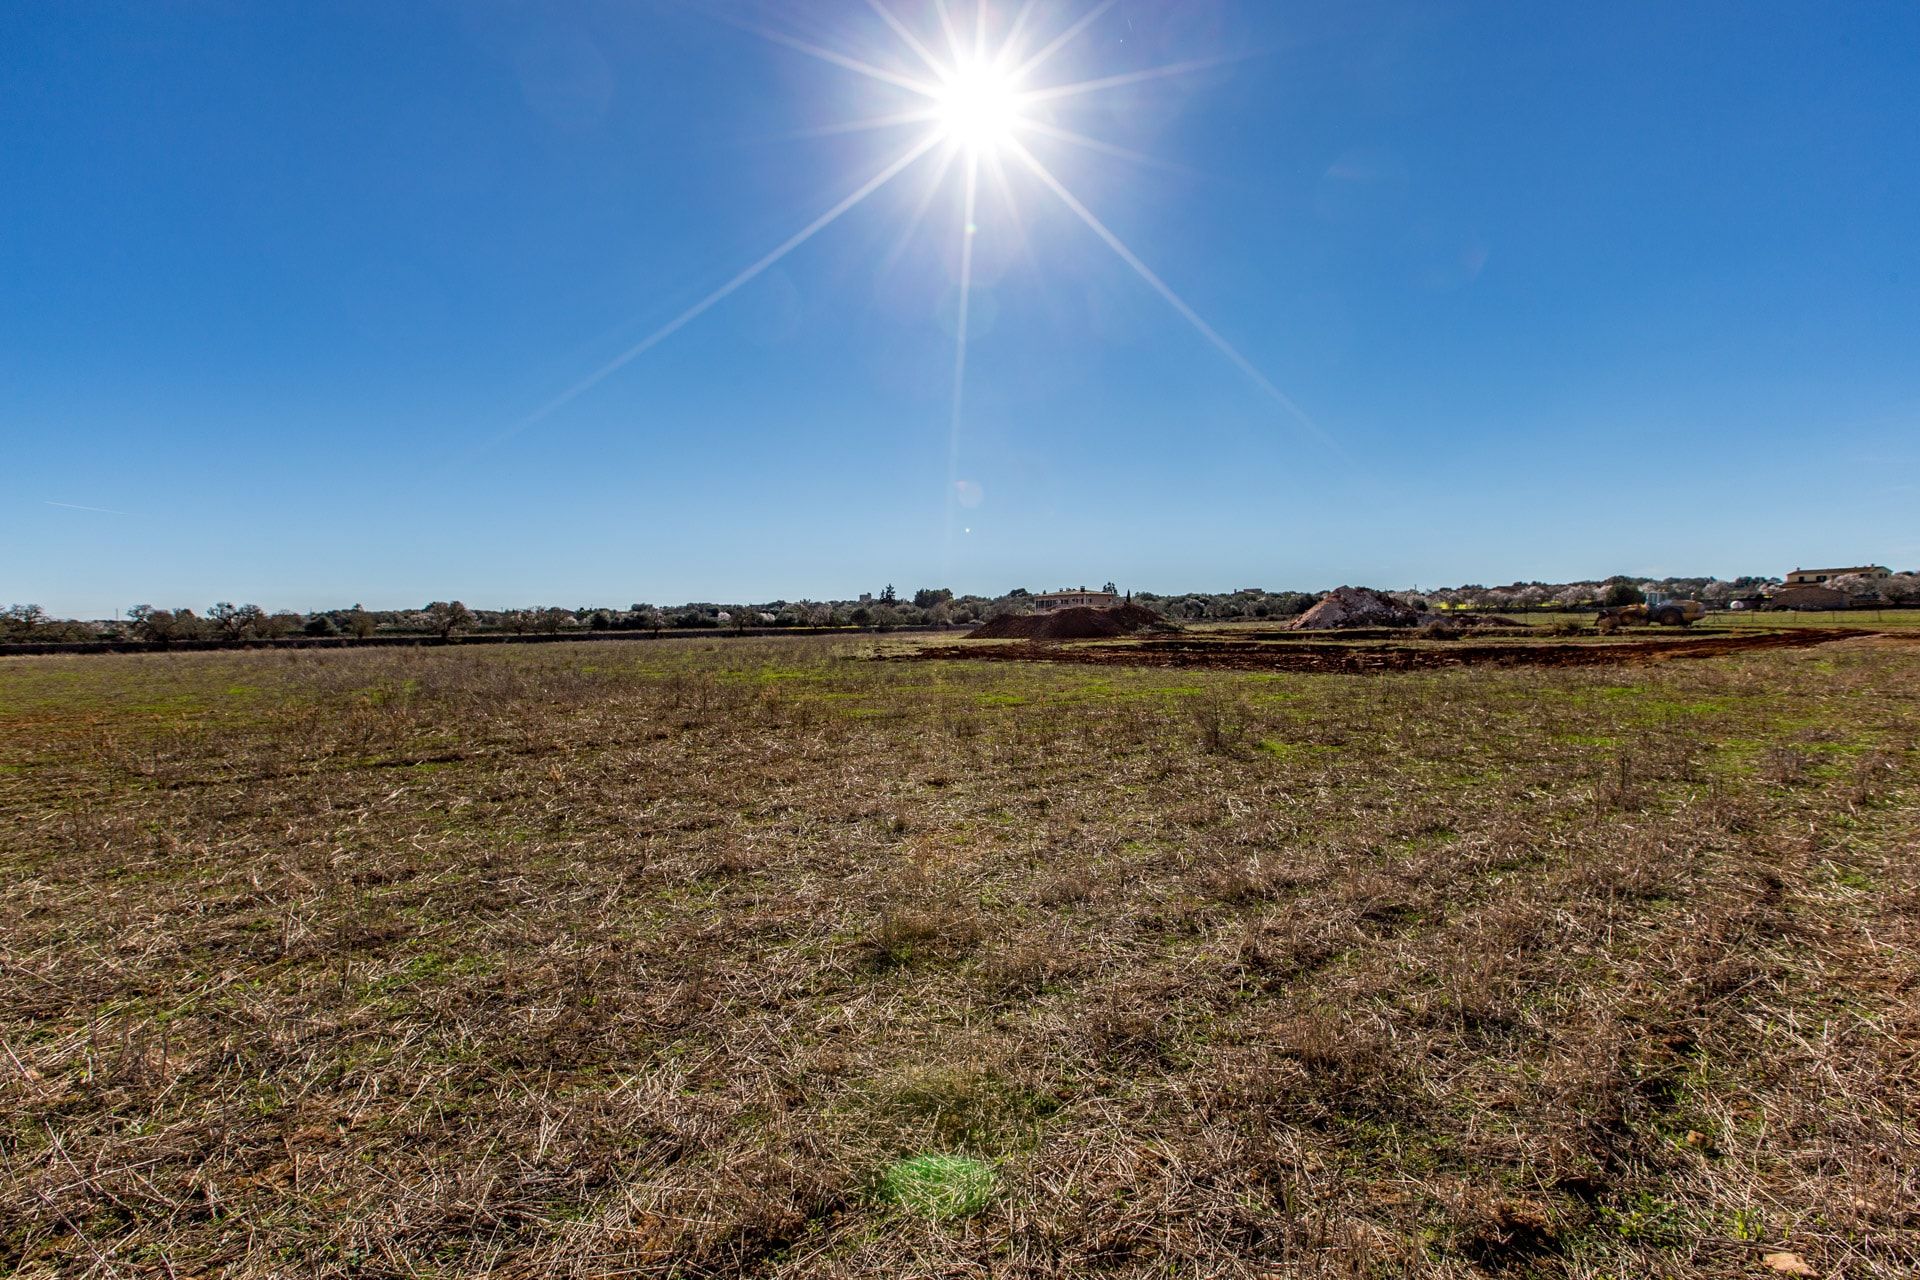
xmin=920 ymin=628 xmax=1862 ymax=674
xmin=967 ymin=604 xmax=1178 ymax=641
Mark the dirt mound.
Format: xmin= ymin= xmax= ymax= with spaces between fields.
xmin=967 ymin=603 xmax=1176 ymax=641
xmin=1288 ymin=586 xmax=1421 ymax=630
xmin=1418 ymin=613 xmax=1530 ymax=638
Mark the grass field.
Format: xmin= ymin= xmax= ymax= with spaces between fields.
xmin=1714 ymin=610 xmax=1920 ymax=628
xmin=3 ymin=633 xmax=1917 ymax=1277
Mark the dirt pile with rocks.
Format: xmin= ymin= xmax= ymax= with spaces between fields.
xmin=967 ymin=604 xmax=1177 ymax=641
xmin=1288 ymin=586 xmax=1422 ymax=630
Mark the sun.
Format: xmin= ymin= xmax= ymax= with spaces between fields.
xmin=933 ymin=60 xmax=1025 ymax=152
xmin=508 ymin=3 xmax=1324 ymax=469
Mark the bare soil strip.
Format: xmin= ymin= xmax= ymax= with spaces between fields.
xmin=911 ymin=627 xmax=1864 ymax=673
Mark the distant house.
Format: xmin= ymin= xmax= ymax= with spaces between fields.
xmin=1785 ymin=565 xmax=1888 ymax=585
xmin=1032 ymin=587 xmax=1119 ymax=612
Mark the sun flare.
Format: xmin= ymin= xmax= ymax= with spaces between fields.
xmin=933 ymin=60 xmax=1024 ymax=151
xmin=511 ymin=3 xmax=1322 ymax=479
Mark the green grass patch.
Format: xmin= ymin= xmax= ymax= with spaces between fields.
xmin=1259 ymin=739 xmax=1338 ymax=759
xmin=875 ymin=1154 xmax=997 ymax=1219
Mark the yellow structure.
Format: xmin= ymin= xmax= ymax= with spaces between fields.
xmin=1032 ymin=588 xmax=1119 ymax=611
xmin=1785 ymin=565 xmax=1888 ymax=584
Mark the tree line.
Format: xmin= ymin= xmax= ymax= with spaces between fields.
xmin=5 ymin=569 xmax=1915 ymax=645
xmin=1 ymin=590 xmax=999 ymax=645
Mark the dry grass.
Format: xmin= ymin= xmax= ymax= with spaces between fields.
xmin=2 ymin=634 xmax=1916 ymax=1277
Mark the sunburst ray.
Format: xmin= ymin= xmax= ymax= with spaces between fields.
xmin=945 ymin=150 xmax=982 ymax=555
xmin=994 ymin=0 xmax=1046 ymax=71
xmin=501 ymin=132 xmax=942 ymax=440
xmin=771 ymin=107 xmax=941 ymax=143
xmin=1009 ymin=0 xmax=1119 ymax=81
xmin=880 ymin=141 xmax=964 ymax=277
xmin=1007 ymin=138 xmax=1330 ymax=446
xmin=1018 ymin=118 xmax=1202 ymax=178
xmin=931 ymin=0 xmax=966 ymax=63
xmin=732 ymin=19 xmax=939 ymax=98
xmin=864 ymin=0 xmax=947 ymax=79
xmin=1022 ymin=54 xmax=1252 ymax=105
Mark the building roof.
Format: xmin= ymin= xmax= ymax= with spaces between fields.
xmin=1789 ymin=565 xmax=1887 ymax=576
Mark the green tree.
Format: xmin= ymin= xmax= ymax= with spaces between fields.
xmin=425 ymin=601 xmax=474 ymax=640
xmin=1601 ymin=581 xmax=1646 ymax=608
xmin=1 ymin=604 xmax=47 ymax=640
xmin=209 ymin=601 xmax=265 ymax=641
xmin=130 ymin=605 xmax=204 ymax=644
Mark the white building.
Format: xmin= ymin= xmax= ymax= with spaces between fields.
xmin=1032 ymin=587 xmax=1119 ymax=611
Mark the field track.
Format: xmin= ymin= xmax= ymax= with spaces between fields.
xmin=911 ymin=627 xmax=1865 ymax=673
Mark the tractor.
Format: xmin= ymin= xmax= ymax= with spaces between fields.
xmin=1597 ymin=600 xmax=1705 ymax=631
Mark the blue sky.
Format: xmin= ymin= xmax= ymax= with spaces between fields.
xmin=5 ymin=0 xmax=1917 ymax=617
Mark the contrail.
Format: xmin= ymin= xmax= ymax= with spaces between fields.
xmin=45 ymin=500 xmax=135 ymax=517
